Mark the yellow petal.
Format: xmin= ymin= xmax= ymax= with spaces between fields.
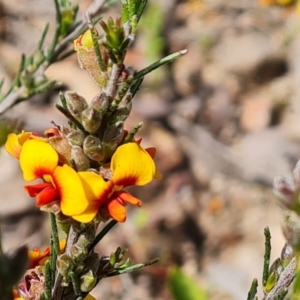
xmin=71 ymin=205 xmax=100 ymax=223
xmin=20 ymin=139 xmax=58 ymax=181
xmin=111 ymin=143 xmax=156 ymax=187
xmin=74 ymin=29 xmax=94 ymax=50
xmin=72 ymin=172 xmax=114 ymax=223
xmin=53 ymin=165 xmax=89 ymax=216
xmin=5 ymin=131 xmax=32 ymax=159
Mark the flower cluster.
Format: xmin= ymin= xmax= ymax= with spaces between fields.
xmin=5 ymin=130 xmax=160 ymax=223
xmin=3 ymin=5 xmax=167 ymax=297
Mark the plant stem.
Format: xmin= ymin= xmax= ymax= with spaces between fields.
xmin=134 ymin=49 xmax=187 ymax=79
xmin=88 ymin=220 xmax=117 ymax=252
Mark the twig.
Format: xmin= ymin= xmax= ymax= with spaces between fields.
xmin=263 ymin=256 xmax=296 ymax=300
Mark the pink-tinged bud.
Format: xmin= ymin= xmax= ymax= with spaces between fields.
xmin=65 ymin=91 xmax=88 ymax=119
xmin=71 ymin=146 xmax=90 ymax=171
xmin=83 ymin=135 xmax=105 ymax=162
xmin=81 ymin=107 xmax=102 ymax=133
xmin=67 ymin=130 xmax=86 ymax=146
xmin=91 ymin=93 xmax=109 ymax=113
xmin=273 ymin=176 xmax=297 ymax=210
xmin=18 ymin=269 xmax=44 ymax=300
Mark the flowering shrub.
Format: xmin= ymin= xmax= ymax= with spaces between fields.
xmin=0 ymin=1 xmax=186 ymax=299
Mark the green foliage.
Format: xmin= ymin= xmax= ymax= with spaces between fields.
xmin=121 ymin=0 xmax=147 ymax=31
xmin=169 ymin=267 xmax=207 ymax=300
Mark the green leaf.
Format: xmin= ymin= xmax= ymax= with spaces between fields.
xmin=169 ymin=267 xmax=207 ymax=300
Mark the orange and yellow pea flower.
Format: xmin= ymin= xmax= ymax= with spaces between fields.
xmin=18 ymin=139 xmax=89 ymax=217
xmin=73 ymin=142 xmax=161 ymax=223
xmin=28 ymin=239 xmax=66 ymax=268
xmin=6 ymin=131 xmax=160 ymax=223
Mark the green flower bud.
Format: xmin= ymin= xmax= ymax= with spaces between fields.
xmin=80 ymin=270 xmax=97 ymax=292
xmin=91 ymin=93 xmax=109 ymax=113
xmin=57 ymin=254 xmax=74 ymax=277
xmin=67 ymin=130 xmax=86 ymax=146
xmin=70 ymin=244 xmax=88 ymax=262
xmin=77 ymin=224 xmax=96 ymax=248
xmin=65 ymin=91 xmax=88 ymax=119
xmin=81 ymin=107 xmax=102 ymax=133
xmin=263 ymin=258 xmax=282 ymax=293
xmin=112 ymin=102 xmax=132 ymax=123
xmin=102 ymin=121 xmax=124 ymax=157
xmin=83 ymin=135 xmax=105 ymax=162
xmin=281 ymin=243 xmax=294 ymax=268
xmin=71 ymin=145 xmax=90 ymax=171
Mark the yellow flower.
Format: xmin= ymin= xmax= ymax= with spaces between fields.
xmin=5 ymin=131 xmax=33 ymax=159
xmin=17 ymin=139 xmax=89 ymax=217
xmin=73 ymin=142 xmax=161 ymax=223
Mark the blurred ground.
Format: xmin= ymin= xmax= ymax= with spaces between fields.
xmin=1 ymin=0 xmax=300 ymax=299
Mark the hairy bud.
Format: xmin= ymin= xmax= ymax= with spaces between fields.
xmin=80 ymin=270 xmax=97 ymax=292
xmin=65 ymin=91 xmax=88 ymax=119
xmin=71 ymin=145 xmax=90 ymax=171
xmin=91 ymin=93 xmax=109 ymax=113
xmin=102 ymin=121 xmax=124 ymax=157
xmin=81 ymin=107 xmax=102 ymax=133
xmin=57 ymin=254 xmax=74 ymax=277
xmin=83 ymin=135 xmax=105 ymax=162
xmin=67 ymin=130 xmax=86 ymax=146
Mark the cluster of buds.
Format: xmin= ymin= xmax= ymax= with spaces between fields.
xmin=59 ymin=89 xmax=131 ymax=167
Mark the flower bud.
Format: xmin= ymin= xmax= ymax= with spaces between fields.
xmin=74 ymin=29 xmax=109 ymax=87
xmin=91 ymin=93 xmax=109 ymax=113
xmin=83 ymin=135 xmax=105 ymax=162
xmin=48 ymin=135 xmax=72 ymax=164
xmin=57 ymin=254 xmax=74 ymax=277
xmin=65 ymin=91 xmax=88 ymax=119
xmin=263 ymin=258 xmax=282 ymax=292
xmin=81 ymin=107 xmax=102 ymax=133
xmin=273 ymin=176 xmax=300 ymax=212
xmin=281 ymin=243 xmax=294 ymax=267
xmin=102 ymin=122 xmax=124 ymax=157
xmin=282 ymin=214 xmax=300 ymax=253
xmin=71 ymin=146 xmax=90 ymax=171
xmin=111 ymin=102 xmax=132 ymax=123
xmin=67 ymin=130 xmax=86 ymax=146
xmin=80 ymin=270 xmax=97 ymax=292
xmin=69 ymin=244 xmax=88 ymax=261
